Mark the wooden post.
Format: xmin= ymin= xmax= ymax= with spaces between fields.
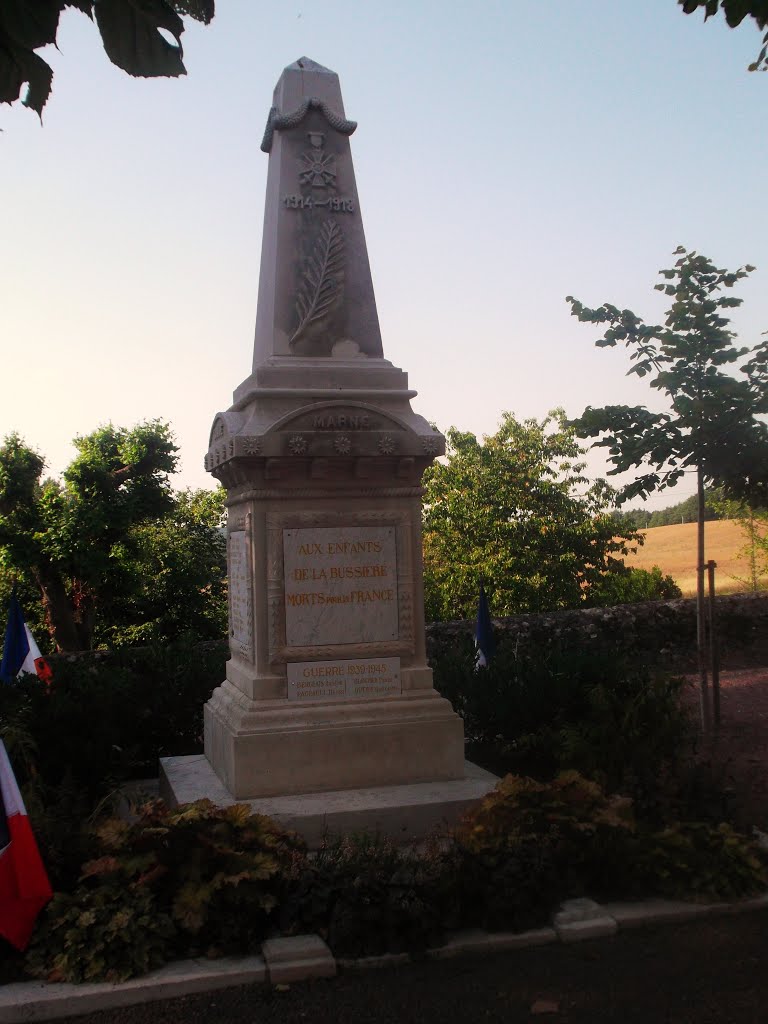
xmin=707 ymin=559 xmax=721 ymax=728
xmin=696 ymin=469 xmax=711 ymax=734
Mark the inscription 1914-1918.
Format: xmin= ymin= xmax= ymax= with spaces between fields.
xmin=282 ymin=195 xmax=354 ymax=212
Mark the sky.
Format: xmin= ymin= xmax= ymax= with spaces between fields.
xmin=2 ymin=1 xmax=766 ymax=511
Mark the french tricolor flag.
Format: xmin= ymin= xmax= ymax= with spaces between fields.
xmin=0 ymin=592 xmax=52 ymax=685
xmin=475 ymin=580 xmax=496 ymax=669
xmin=0 ymin=741 xmax=53 ymax=949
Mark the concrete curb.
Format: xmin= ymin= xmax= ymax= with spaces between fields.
xmin=0 ymin=956 xmax=267 ymax=1024
xmin=2 ymin=892 xmax=767 ymax=1022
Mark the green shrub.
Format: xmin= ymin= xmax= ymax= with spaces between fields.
xmin=29 ymin=799 xmax=305 ymax=982
xmin=0 ymin=641 xmax=228 ymax=887
xmin=23 ymin=785 xmax=768 ymax=980
xmin=586 ymin=565 xmax=682 ymax=606
xmin=283 ymin=832 xmax=447 ymax=957
xmin=431 ymin=635 xmax=691 ymax=813
xmin=0 ymin=641 xmax=227 ymax=792
xmin=451 ymin=772 xmax=768 ymax=933
xmin=556 ymin=671 xmax=693 ymax=821
xmin=452 ymin=772 xmax=637 ymax=931
xmin=635 ymin=822 xmax=768 ymax=901
xmin=27 ymin=888 xmax=174 ymax=984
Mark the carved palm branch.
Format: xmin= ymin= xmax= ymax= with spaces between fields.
xmin=291 ymin=220 xmax=344 ymax=346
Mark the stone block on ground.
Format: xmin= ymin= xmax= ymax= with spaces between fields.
xmin=552 ymin=897 xmax=605 ymax=925
xmin=261 ymin=935 xmax=336 ymax=985
xmin=553 ymin=899 xmax=617 ymax=943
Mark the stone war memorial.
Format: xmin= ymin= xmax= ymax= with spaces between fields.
xmin=161 ymin=58 xmax=496 ymax=842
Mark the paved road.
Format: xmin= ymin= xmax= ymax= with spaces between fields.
xmin=68 ymin=910 xmax=768 ymax=1024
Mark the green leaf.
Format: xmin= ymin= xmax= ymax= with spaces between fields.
xmin=94 ymin=0 xmax=187 ymax=78
xmin=0 ymin=37 xmax=26 ymax=105
xmin=170 ymin=0 xmax=214 ymax=23
xmin=20 ymin=49 xmax=53 ymax=116
xmin=0 ymin=0 xmax=62 ymax=50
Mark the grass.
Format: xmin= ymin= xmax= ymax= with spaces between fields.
xmin=623 ymin=519 xmax=768 ymax=598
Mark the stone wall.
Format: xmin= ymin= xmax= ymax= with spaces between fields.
xmin=46 ymin=595 xmax=768 ymax=673
xmin=426 ymin=593 xmax=768 ymax=670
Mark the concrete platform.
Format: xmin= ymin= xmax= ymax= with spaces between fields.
xmin=159 ymin=754 xmax=498 ymax=846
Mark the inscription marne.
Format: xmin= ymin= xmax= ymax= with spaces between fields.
xmin=312 ymin=414 xmax=371 ymax=430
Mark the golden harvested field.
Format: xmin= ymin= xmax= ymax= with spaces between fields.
xmin=622 ymin=519 xmax=768 ymax=597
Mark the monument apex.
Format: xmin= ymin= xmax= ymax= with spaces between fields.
xmin=251 ymin=56 xmax=383 ymax=366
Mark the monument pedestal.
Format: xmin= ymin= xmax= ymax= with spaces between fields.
xmin=161 ymin=58 xmax=498 ymax=841
xmin=160 ymin=755 xmax=497 ymax=848
xmin=204 ymin=685 xmax=465 ymax=799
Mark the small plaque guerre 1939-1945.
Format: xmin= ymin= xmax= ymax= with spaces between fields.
xmin=283 ymin=526 xmax=398 ymax=646
xmin=287 ymin=658 xmax=400 ymax=701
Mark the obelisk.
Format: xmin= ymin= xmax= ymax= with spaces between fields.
xmin=161 ymin=59 xmax=495 ymax=839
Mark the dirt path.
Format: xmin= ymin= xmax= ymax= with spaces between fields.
xmin=682 ymin=666 xmax=768 ymax=830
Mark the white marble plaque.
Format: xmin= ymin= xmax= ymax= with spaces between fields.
xmin=287 ymin=658 xmax=401 ymax=701
xmin=283 ymin=526 xmax=398 ymax=646
xmin=229 ymin=531 xmax=252 ymax=652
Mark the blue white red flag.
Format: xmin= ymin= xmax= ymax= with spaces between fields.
xmin=0 ymin=740 xmax=53 ymax=950
xmin=0 ymin=592 xmax=52 ymax=685
xmin=475 ymin=580 xmax=495 ymax=669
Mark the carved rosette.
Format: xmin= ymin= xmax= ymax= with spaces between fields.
xmin=287 ymin=435 xmax=308 ymax=455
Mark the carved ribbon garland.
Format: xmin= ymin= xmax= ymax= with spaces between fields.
xmin=261 ymin=98 xmax=357 ymax=153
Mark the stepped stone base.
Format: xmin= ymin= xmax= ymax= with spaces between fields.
xmin=204 ymin=683 xmax=466 ymax=799
xmin=159 ymin=754 xmax=498 ymax=847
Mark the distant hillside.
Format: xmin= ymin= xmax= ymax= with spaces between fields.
xmin=623 ymin=519 xmax=768 ymax=598
xmin=614 ymin=489 xmax=724 ymax=531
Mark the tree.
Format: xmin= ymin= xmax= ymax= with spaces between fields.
xmin=102 ymin=485 xmax=226 ymax=647
xmin=0 ymin=421 xmax=179 ymax=651
xmin=711 ymin=493 xmax=768 ymax=591
xmin=421 ymin=411 xmax=642 ymax=622
xmin=0 ymin=0 xmax=215 ymax=118
xmin=679 ymin=0 xmax=768 ymax=71
xmin=567 ymin=246 xmax=768 ymax=729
